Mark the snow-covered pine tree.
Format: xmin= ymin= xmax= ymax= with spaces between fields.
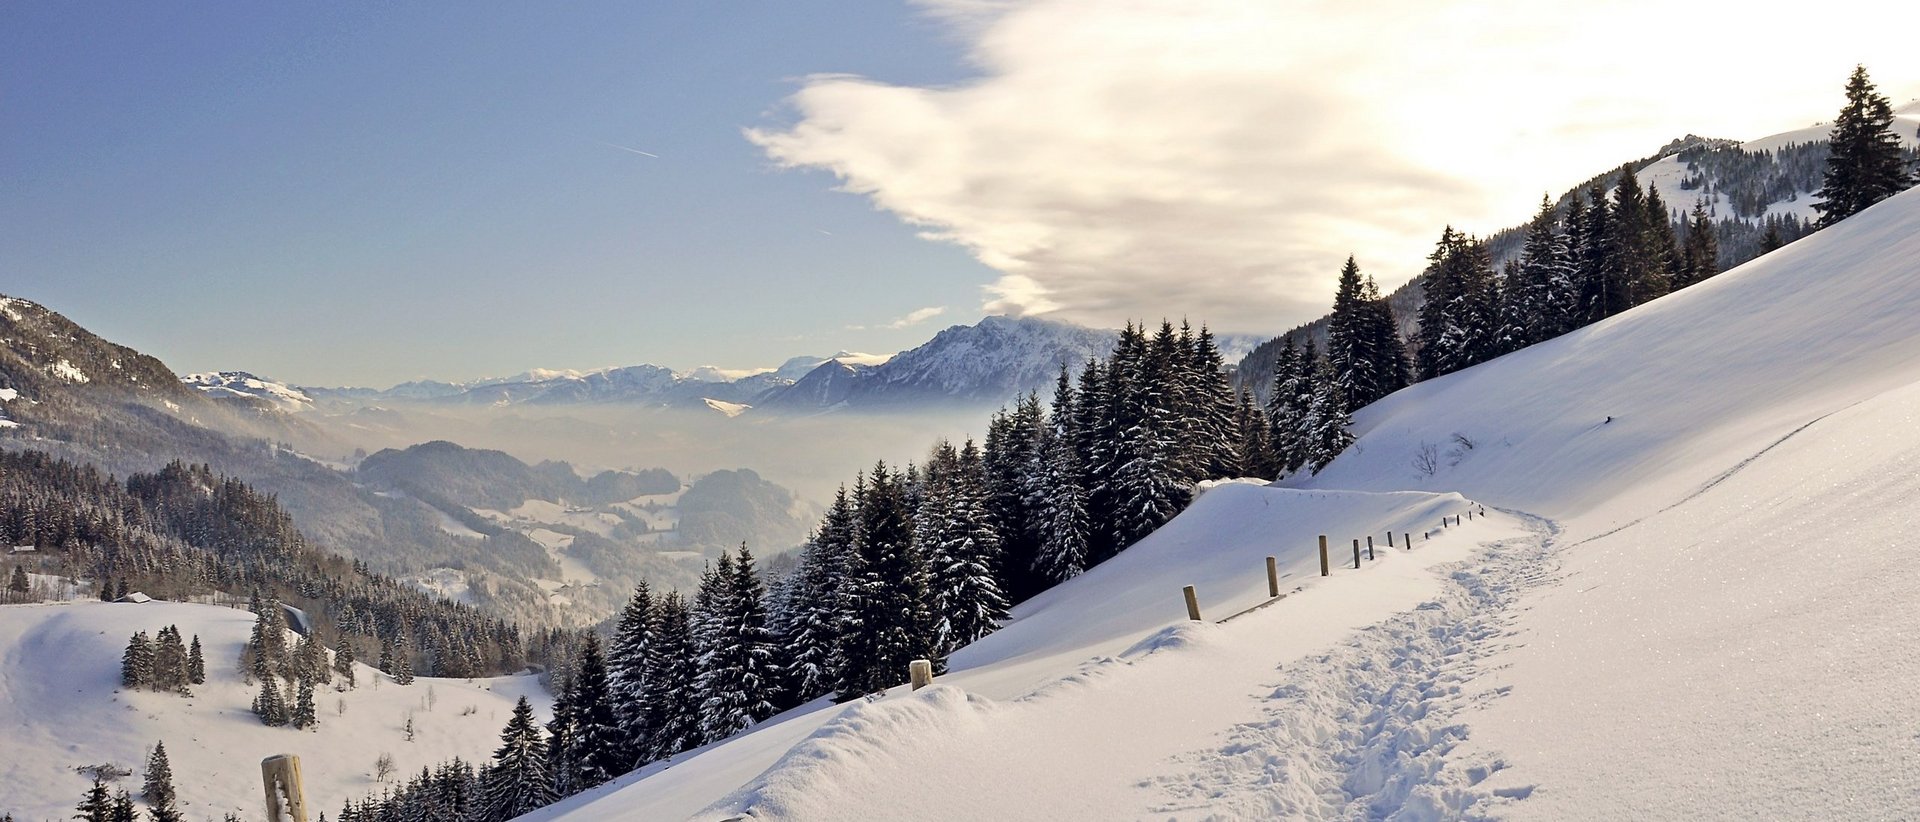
xmin=253 ymin=672 xmax=288 ymax=726
xmin=784 ymin=485 xmax=853 ymax=703
xmin=1678 ymin=199 xmax=1720 ymax=288
xmin=918 ymin=444 xmax=1009 ymax=658
xmin=1815 ymin=65 xmax=1916 ymax=226
xmin=833 ymin=463 xmax=932 ymax=700
xmin=565 ymin=634 xmax=624 ymax=789
xmin=1071 ymin=357 xmax=1119 ymax=563
xmin=142 ymin=741 xmax=176 ymax=808
xmin=6 ymin=564 xmax=25 ymax=596
xmin=1110 ymin=366 xmax=1190 ymax=548
xmin=698 ymin=547 xmax=780 ymax=740
xmin=478 ymin=697 xmax=555 ymax=822
xmin=291 ymin=680 xmax=318 ymax=731
xmin=1508 ymin=195 xmax=1579 ymax=344
xmin=1572 ymin=187 xmax=1625 ymax=324
xmin=640 ymin=591 xmax=700 ymax=762
xmin=1611 ymin=166 xmax=1671 ymax=309
xmin=1188 ymin=325 xmax=1241 ymax=477
xmin=1034 ymin=433 xmax=1091 ymax=585
xmin=121 ymin=631 xmax=153 ymax=689
xmin=606 ymin=580 xmax=653 ymax=763
xmin=391 ymin=634 xmax=414 ymax=685
xmin=74 ymin=779 xmax=112 ymax=822
xmin=1303 ymin=355 xmax=1356 ymax=474
xmin=152 ymin=625 xmax=187 ymax=693
xmin=1233 ymin=387 xmax=1275 ymax=478
xmin=1415 ymin=227 xmax=1502 ymax=380
xmin=544 ymin=673 xmax=579 ymax=798
xmin=107 ymin=790 xmax=134 ymax=822
xmin=1264 ymin=338 xmax=1309 ymax=476
xmin=333 ymin=639 xmax=356 ymax=688
xmin=186 ymin=635 xmax=206 ymax=686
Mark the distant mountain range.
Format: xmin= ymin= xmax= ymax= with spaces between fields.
xmin=193 ymin=315 xmax=1271 ymax=417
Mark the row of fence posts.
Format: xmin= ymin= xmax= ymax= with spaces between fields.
xmin=259 ymin=502 xmax=1496 ymax=820
xmin=1179 ymin=507 xmax=1487 ymax=622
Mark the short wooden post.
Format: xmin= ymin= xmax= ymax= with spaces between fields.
xmin=1404 ymin=532 xmax=1411 ymax=549
xmin=1387 ymin=531 xmax=1394 ymax=548
xmin=1367 ymin=536 xmax=1375 ymax=560
xmin=1318 ymin=535 xmax=1329 ymax=577
xmin=1182 ymin=585 xmax=1202 ymax=621
xmin=1265 ymin=556 xmax=1279 ymax=597
xmin=909 ymin=659 xmax=934 ymax=690
xmin=1352 ymin=539 xmax=1361 ymax=569
xmin=261 ymin=755 xmax=309 ymax=822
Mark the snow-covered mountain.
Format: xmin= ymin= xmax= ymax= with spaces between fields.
xmin=182 ymin=371 xmax=314 ymax=413
xmin=529 ymin=186 xmax=1920 ymax=818
xmin=756 ymin=315 xmax=1118 ymax=413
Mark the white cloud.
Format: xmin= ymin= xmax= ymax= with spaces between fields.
xmin=749 ymin=0 xmax=1920 ymax=333
xmin=847 ymin=305 xmax=950 ymax=331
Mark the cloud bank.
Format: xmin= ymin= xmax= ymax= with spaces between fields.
xmin=750 ymin=0 xmax=1920 ymax=333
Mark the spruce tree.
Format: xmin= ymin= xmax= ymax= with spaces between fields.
xmin=917 ymin=444 xmax=1009 ymax=657
xmin=143 ymin=741 xmax=177 ymax=810
xmin=833 ymin=464 xmax=932 ymax=700
xmin=697 ymin=547 xmax=780 ymax=740
xmin=1416 ymin=227 xmax=1501 ymax=379
xmin=478 ymin=697 xmax=556 ymax=822
xmin=122 ymin=631 xmax=154 ymax=690
xmin=1302 ymin=355 xmax=1355 ymax=473
xmin=291 ymin=680 xmax=318 ymax=731
xmin=1678 ymin=199 xmax=1720 ymax=287
xmin=784 ymin=492 xmax=850 ymax=704
xmin=543 ymin=673 xmax=580 ymax=797
xmin=1034 ymin=434 xmax=1091 ymax=585
xmin=186 ymin=636 xmax=205 ymax=686
xmin=1815 ymin=65 xmax=1916 ymax=226
xmin=333 ymin=639 xmax=356 ymax=688
xmin=75 ymin=780 xmax=112 ymax=822
xmin=107 ymin=791 xmax=135 ymax=822
xmin=563 ymin=634 xmax=623 ymax=789
xmin=1264 ymin=338 xmax=1311 ymax=475
xmin=253 ymin=673 xmax=288 ymax=726
xmin=7 ymin=564 xmax=25 ymax=596
xmin=606 ymin=581 xmax=653 ymax=763
xmin=390 ymin=634 xmax=414 ymax=685
xmin=640 ymin=592 xmax=700 ymax=762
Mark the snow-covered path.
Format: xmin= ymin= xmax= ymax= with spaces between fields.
xmin=1145 ymin=512 xmax=1558 ymax=820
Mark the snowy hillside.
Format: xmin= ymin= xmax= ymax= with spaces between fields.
xmin=531 ymin=188 xmax=1920 ymax=818
xmin=0 ymin=599 xmax=549 ymax=822
xmin=1637 ymin=98 xmax=1920 ymax=224
xmin=183 ymin=371 xmax=315 ymax=413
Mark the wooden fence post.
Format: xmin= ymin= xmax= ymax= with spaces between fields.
xmin=1266 ymin=556 xmax=1279 ymax=597
xmin=1352 ymin=539 xmax=1361 ymax=569
xmin=1387 ymin=531 xmax=1394 ymax=548
xmin=1182 ymin=585 xmax=1202 ymax=621
xmin=261 ymin=755 xmax=309 ymax=822
xmin=1367 ymin=536 xmax=1374 ymax=560
xmin=909 ymin=659 xmax=933 ymax=690
xmin=1318 ymin=535 xmax=1329 ymax=577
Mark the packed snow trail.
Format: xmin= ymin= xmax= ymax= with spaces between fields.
xmin=1144 ymin=511 xmax=1558 ymax=820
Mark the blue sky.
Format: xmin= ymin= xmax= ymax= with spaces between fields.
xmin=7 ymin=1 xmax=1917 ymax=387
xmin=1 ymin=2 xmax=990 ymax=385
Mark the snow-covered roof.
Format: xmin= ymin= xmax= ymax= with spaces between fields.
xmin=115 ymin=592 xmax=152 ymax=603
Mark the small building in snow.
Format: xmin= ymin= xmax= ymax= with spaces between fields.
xmin=115 ymin=592 xmax=153 ymax=604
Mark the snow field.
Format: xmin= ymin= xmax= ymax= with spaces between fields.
xmin=0 ymin=600 xmax=549 ymax=822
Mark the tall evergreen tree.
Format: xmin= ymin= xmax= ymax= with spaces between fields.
xmin=1416 ymin=227 xmax=1502 ymax=379
xmin=696 ymin=547 xmax=780 ymax=741
xmin=121 ymin=631 xmax=153 ymax=689
xmin=7 ymin=564 xmax=26 ymax=596
xmin=252 ymin=673 xmax=288 ymax=727
xmin=186 ymin=635 xmax=206 ymax=686
xmin=1033 ymin=433 xmax=1091 ymax=585
xmin=1301 ymin=355 xmax=1355 ymax=473
xmin=640 ymin=592 xmax=700 ymax=762
xmin=917 ymin=443 xmax=1009 ymax=658
xmin=108 ymin=791 xmax=135 ymax=822
xmin=833 ymin=464 xmax=931 ymax=700
xmin=1678 ymin=199 xmax=1720 ymax=287
xmin=564 ymin=634 xmax=623 ymax=789
xmin=333 ymin=639 xmax=356 ymax=688
xmin=1815 ymin=65 xmax=1916 ymax=226
xmin=75 ymin=779 xmax=113 ymax=822
xmin=291 ymin=680 xmax=318 ymax=731
xmin=606 ymin=581 xmax=653 ymax=763
xmin=1265 ymin=338 xmax=1312 ymax=475
xmin=142 ymin=742 xmax=177 ymax=810
xmin=783 ymin=490 xmax=851 ymax=703
xmin=477 ymin=697 xmax=555 ymax=822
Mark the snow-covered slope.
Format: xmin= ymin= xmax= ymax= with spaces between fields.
xmin=0 ymin=599 xmax=549 ymax=822
xmin=1637 ymin=98 xmax=1920 ymax=224
xmin=183 ymin=371 xmax=315 ymax=413
xmin=537 ymin=187 xmax=1920 ymax=819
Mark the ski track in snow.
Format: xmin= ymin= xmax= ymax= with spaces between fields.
xmin=1142 ymin=512 xmax=1560 ymax=821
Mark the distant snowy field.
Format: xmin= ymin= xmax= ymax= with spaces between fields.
xmin=0 ymin=600 xmax=550 ymax=822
